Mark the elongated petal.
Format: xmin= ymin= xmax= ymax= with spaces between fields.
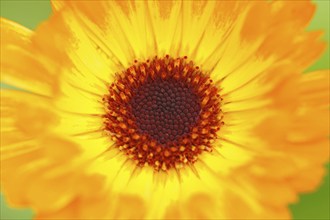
xmin=0 ymin=18 xmax=59 ymax=96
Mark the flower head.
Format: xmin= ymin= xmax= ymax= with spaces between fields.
xmin=1 ymin=1 xmax=329 ymax=219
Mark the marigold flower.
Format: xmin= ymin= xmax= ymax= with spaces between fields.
xmin=1 ymin=1 xmax=329 ymax=219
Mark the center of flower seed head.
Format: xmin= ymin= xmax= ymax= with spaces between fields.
xmin=130 ymin=79 xmax=201 ymax=145
xmin=104 ymin=56 xmax=223 ymax=171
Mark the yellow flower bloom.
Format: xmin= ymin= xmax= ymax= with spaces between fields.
xmin=1 ymin=1 xmax=329 ymax=219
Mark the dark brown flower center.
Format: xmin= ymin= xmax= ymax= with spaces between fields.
xmin=103 ymin=56 xmax=222 ymax=171
xmin=130 ymin=78 xmax=201 ymax=145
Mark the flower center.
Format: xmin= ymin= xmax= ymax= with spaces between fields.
xmin=130 ymin=78 xmax=201 ymax=145
xmin=103 ymin=56 xmax=223 ymax=171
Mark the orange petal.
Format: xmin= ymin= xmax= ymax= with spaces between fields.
xmin=271 ymin=1 xmax=316 ymax=28
xmin=1 ymin=18 xmax=58 ymax=96
xmin=240 ymin=2 xmax=272 ymax=42
xmin=40 ymin=135 xmax=81 ymax=162
xmin=163 ymin=203 xmax=183 ymax=219
xmin=50 ymin=0 xmax=66 ymax=11
xmin=32 ymin=5 xmax=119 ymax=95
xmin=237 ymin=173 xmax=298 ymax=207
xmin=254 ymin=1 xmax=325 ymax=70
xmin=110 ymin=194 xmax=147 ymax=219
xmin=26 ymin=172 xmax=77 ymax=213
xmin=287 ymin=165 xmax=326 ymax=192
xmin=185 ymin=193 xmax=218 ymax=219
xmin=165 ymin=193 xmax=223 ymax=219
xmin=223 ymin=188 xmax=292 ymax=219
xmin=1 ymin=148 xmax=43 ymax=207
xmin=0 ymin=89 xmax=57 ymax=138
xmin=299 ymin=70 xmax=330 ymax=108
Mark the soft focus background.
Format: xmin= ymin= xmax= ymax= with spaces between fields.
xmin=0 ymin=0 xmax=329 ymax=219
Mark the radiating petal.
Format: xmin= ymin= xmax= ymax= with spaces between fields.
xmin=1 ymin=18 xmax=59 ymax=96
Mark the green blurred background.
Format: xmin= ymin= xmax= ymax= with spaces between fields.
xmin=0 ymin=0 xmax=329 ymax=219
